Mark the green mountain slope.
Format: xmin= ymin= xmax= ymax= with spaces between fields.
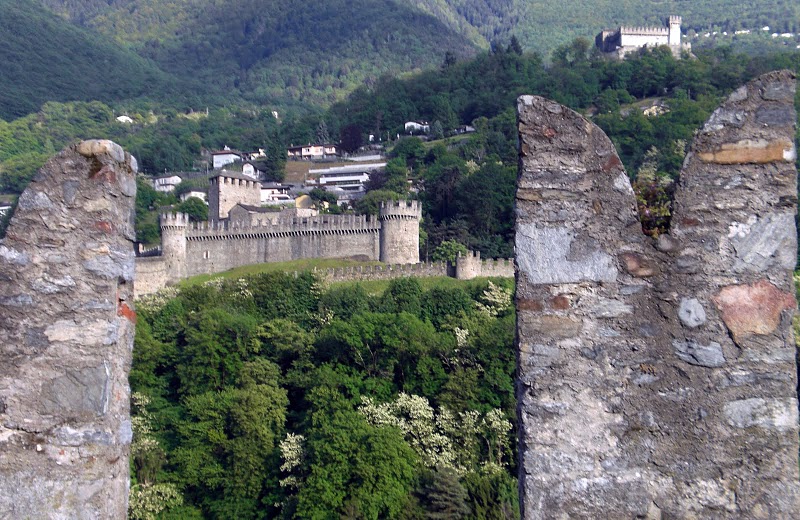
xmin=0 ymin=0 xmax=177 ymax=120
xmin=411 ymin=0 xmax=800 ymax=53
xmin=511 ymin=0 xmax=800 ymax=52
xmin=37 ymin=0 xmax=479 ymax=109
xmin=16 ymin=0 xmax=800 ymax=121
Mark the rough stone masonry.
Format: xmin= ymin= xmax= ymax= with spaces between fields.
xmin=515 ymin=70 xmax=800 ymax=518
xmin=0 ymin=141 xmax=137 ymax=518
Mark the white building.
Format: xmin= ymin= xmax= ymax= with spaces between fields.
xmin=211 ymin=146 xmax=243 ymax=169
xmin=311 ymin=163 xmax=386 ymax=194
xmin=242 ymin=161 xmax=268 ymax=180
xmin=287 ymin=144 xmax=340 ymax=160
xmin=404 ymin=121 xmax=430 ymax=134
xmin=0 ymin=205 xmax=11 ymax=218
xmin=180 ymin=190 xmax=208 ymax=203
xmin=153 ymin=175 xmax=183 ymax=193
xmin=261 ymin=183 xmax=294 ymax=205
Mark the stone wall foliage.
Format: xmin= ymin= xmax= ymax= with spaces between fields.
xmin=515 ymin=71 xmax=799 ymax=518
xmin=0 ymin=140 xmax=137 ymax=519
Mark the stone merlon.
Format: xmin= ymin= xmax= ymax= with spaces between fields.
xmin=515 ymin=71 xmax=799 ymax=518
xmin=0 ymin=140 xmax=136 ymax=519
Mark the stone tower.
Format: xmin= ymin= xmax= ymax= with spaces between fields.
xmin=208 ymin=171 xmax=261 ymax=221
xmin=161 ymin=212 xmax=188 ymax=283
xmin=668 ymin=15 xmax=682 ymax=47
xmin=379 ymin=200 xmax=421 ymax=264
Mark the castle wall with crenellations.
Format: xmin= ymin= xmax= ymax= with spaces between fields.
xmin=183 ymin=214 xmax=382 ymax=278
xmin=134 ymin=246 xmax=513 ymax=297
xmin=134 ymin=201 xmax=432 ymax=296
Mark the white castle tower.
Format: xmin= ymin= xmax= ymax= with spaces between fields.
xmin=668 ymin=15 xmax=682 ymax=47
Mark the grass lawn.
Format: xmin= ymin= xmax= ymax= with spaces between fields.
xmin=180 ymin=257 xmax=513 ymax=296
xmin=421 ymin=134 xmax=471 ymax=150
xmin=329 ymin=275 xmax=513 ymax=296
xmin=181 ymin=257 xmax=383 ymax=286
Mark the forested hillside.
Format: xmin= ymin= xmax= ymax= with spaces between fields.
xmin=0 ymin=0 xmax=177 ymax=119
xmin=131 ymin=275 xmax=518 ymax=518
xmin=31 ymin=0 xmax=478 ymax=111
xmin=3 ymin=0 xmax=796 ymax=124
xmin=41 ymin=0 xmax=800 ymax=58
xmin=317 ymin=44 xmax=800 ymax=256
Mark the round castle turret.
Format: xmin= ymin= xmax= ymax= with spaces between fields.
xmin=160 ymin=212 xmax=189 ymax=283
xmin=379 ymin=200 xmax=421 ymax=264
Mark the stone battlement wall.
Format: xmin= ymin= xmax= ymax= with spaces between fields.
xmin=0 ymin=140 xmax=137 ymax=519
xmin=135 ymin=256 xmax=169 ymax=296
xmin=477 ymin=257 xmax=514 ymax=278
xmin=318 ymin=261 xmax=451 ymax=282
xmin=515 ymin=71 xmax=799 ymax=518
xmin=619 ymin=26 xmax=669 ymax=36
xmin=183 ymin=213 xmax=382 ymax=238
xmin=455 ymin=251 xmax=514 ymax=279
xmin=183 ymin=225 xmax=381 ymax=278
xmin=134 ymin=199 xmax=424 ymax=296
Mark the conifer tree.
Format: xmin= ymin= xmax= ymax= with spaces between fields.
xmin=424 ymin=466 xmax=471 ymax=519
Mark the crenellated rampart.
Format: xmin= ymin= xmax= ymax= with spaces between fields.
xmin=317 ymin=261 xmax=451 ymax=282
xmin=619 ymin=26 xmax=668 ymax=36
xmin=184 ymin=214 xmax=381 ymax=241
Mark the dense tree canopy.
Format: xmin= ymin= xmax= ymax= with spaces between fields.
xmin=132 ymin=273 xmax=518 ymax=518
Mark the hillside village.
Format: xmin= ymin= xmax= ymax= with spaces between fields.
xmin=147 ymin=120 xmax=475 ymax=214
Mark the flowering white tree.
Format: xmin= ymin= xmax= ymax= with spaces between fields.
xmin=475 ymin=281 xmax=512 ymax=317
xmin=359 ymin=392 xmax=512 ymax=473
xmin=279 ymin=433 xmax=305 ymax=490
xmin=129 ymin=393 xmax=183 ymax=520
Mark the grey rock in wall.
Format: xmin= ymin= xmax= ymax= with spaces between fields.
xmin=0 ymin=140 xmax=137 ymax=519
xmin=516 ymin=71 xmax=799 ymax=518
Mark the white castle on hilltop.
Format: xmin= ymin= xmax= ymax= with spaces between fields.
xmin=596 ymin=15 xmax=690 ymax=58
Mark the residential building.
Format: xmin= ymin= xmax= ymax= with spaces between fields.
xmin=261 ymin=183 xmax=293 ymax=204
xmin=180 ymin=190 xmax=208 ymax=203
xmin=311 ymin=163 xmax=386 ymax=194
xmin=242 ymin=161 xmax=269 ymax=180
xmin=287 ymin=143 xmax=340 ymax=160
xmin=211 ymin=146 xmax=243 ymax=169
xmin=153 ymin=175 xmax=183 ymax=193
xmin=404 ymin=121 xmax=430 ymax=134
